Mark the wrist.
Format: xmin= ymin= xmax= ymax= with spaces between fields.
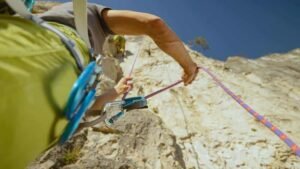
xmin=182 ymin=61 xmax=197 ymax=72
xmin=112 ymin=87 xmax=121 ymax=97
xmin=179 ymin=53 xmax=196 ymax=68
xmin=113 ymin=86 xmax=120 ymax=95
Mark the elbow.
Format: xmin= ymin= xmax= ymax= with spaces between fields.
xmin=145 ymin=15 xmax=168 ymax=38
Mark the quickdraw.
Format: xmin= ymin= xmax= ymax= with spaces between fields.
xmin=60 ymin=61 xmax=101 ymax=144
xmin=104 ymin=96 xmax=148 ymax=126
xmin=59 ymin=60 xmax=148 ymax=144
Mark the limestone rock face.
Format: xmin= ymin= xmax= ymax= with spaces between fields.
xmin=29 ymin=36 xmax=300 ymax=169
xmin=117 ymin=37 xmax=300 ymax=168
xmin=29 ymin=110 xmax=185 ymax=169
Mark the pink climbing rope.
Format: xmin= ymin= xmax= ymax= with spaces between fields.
xmin=145 ymin=80 xmax=183 ymax=99
xmin=122 ymin=46 xmax=141 ymax=100
xmin=144 ymin=66 xmax=300 ymax=157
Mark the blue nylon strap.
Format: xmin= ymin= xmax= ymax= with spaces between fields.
xmin=60 ymin=89 xmax=96 ymax=144
xmin=64 ymin=61 xmax=97 ymax=120
xmin=60 ymin=61 xmax=101 ymax=144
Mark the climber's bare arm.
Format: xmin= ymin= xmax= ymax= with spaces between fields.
xmin=103 ymin=10 xmax=198 ymax=85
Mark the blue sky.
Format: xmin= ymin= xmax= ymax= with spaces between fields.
xmin=55 ymin=0 xmax=300 ymax=60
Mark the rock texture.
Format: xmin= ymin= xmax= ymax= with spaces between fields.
xmin=29 ymin=110 xmax=185 ymax=169
xmin=29 ymin=36 xmax=300 ymax=169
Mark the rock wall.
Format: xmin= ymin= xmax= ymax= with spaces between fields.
xmin=29 ymin=36 xmax=300 ymax=169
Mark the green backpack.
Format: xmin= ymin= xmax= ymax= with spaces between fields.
xmin=0 ymin=0 xmax=93 ymax=168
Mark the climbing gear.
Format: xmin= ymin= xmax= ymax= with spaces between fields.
xmin=199 ymin=66 xmax=300 ymax=157
xmin=104 ymin=96 xmax=148 ymax=126
xmin=0 ymin=0 xmax=96 ymax=168
xmin=6 ymin=0 xmax=93 ymax=71
xmin=81 ymin=43 xmax=142 ymax=128
xmin=103 ymin=101 xmax=124 ymax=126
xmin=122 ymin=42 xmax=142 ymax=99
xmin=79 ymin=96 xmax=148 ymax=128
xmin=140 ymin=66 xmax=300 ymax=157
xmin=60 ymin=61 xmax=102 ymax=144
xmin=0 ymin=15 xmax=90 ymax=169
xmin=6 ymin=0 xmax=102 ymax=142
xmin=145 ymin=80 xmax=183 ymax=99
xmin=73 ymin=0 xmax=91 ymax=49
xmin=23 ymin=0 xmax=35 ymax=11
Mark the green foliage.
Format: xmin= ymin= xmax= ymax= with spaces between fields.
xmin=62 ymin=146 xmax=81 ymax=165
xmin=32 ymin=1 xmax=60 ymax=13
xmin=189 ymin=36 xmax=210 ymax=51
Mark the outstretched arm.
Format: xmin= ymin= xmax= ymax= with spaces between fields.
xmin=102 ymin=10 xmax=198 ymax=85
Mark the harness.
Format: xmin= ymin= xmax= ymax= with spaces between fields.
xmin=5 ymin=0 xmax=99 ymax=143
xmin=5 ymin=0 xmax=148 ymax=144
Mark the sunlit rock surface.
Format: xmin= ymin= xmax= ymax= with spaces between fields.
xmin=29 ymin=36 xmax=300 ymax=169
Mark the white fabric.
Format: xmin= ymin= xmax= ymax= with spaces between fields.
xmin=72 ymin=0 xmax=91 ymax=49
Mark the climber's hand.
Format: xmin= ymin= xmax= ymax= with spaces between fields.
xmin=182 ymin=63 xmax=198 ymax=86
xmin=114 ymin=77 xmax=133 ymax=95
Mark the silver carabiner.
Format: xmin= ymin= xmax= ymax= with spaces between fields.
xmin=104 ymin=100 xmax=125 ymax=126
